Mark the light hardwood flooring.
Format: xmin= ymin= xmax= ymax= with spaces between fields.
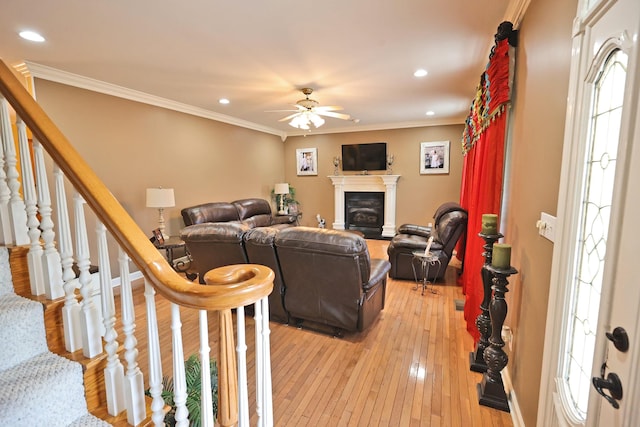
xmin=124 ymin=239 xmax=513 ymax=427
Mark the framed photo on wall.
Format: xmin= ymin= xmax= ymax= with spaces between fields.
xmin=420 ymin=141 xmax=450 ymax=174
xmin=296 ymin=147 xmax=318 ymax=176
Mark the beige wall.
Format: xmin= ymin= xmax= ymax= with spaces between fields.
xmin=35 ymin=80 xmax=286 ymax=238
xmin=503 ymin=0 xmax=577 ymax=424
xmin=284 ymin=126 xmax=464 ymax=227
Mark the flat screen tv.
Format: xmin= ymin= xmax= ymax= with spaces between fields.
xmin=341 ymin=142 xmax=387 ymax=171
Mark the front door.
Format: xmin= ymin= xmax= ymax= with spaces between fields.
xmin=538 ymin=0 xmax=640 ymax=425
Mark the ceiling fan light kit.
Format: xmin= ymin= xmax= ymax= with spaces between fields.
xmin=275 ymin=88 xmax=351 ymax=130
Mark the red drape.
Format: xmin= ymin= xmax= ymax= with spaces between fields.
xmin=458 ymin=37 xmax=511 ymax=341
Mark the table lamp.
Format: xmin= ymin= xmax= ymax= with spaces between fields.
xmin=274 ymin=183 xmax=289 ymax=215
xmin=146 ymin=187 xmax=175 ymax=239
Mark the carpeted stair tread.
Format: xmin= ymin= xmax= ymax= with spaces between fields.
xmin=0 ymin=351 xmax=92 ymax=426
xmin=0 ymin=293 xmax=47 ymax=371
xmin=68 ymin=413 xmax=113 ymax=427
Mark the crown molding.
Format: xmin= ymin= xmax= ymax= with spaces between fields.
xmin=503 ymin=0 xmax=531 ymax=28
xmin=285 ymin=117 xmax=466 ymax=138
xmin=22 ymin=61 xmax=288 ymax=141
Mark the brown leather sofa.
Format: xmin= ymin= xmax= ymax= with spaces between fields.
xmin=181 ymin=222 xmax=390 ymax=334
xmin=387 ymin=202 xmax=468 ymax=281
xmin=181 ymin=198 xmax=297 ymax=229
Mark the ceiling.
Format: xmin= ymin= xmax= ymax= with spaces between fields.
xmin=0 ymin=0 xmax=513 ymax=139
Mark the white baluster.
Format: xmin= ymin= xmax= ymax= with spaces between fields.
xmin=171 ymin=303 xmax=188 ymax=427
xmin=236 ymin=306 xmax=249 ymax=426
xmin=199 ymin=310 xmax=214 ymax=427
xmin=0 ymin=97 xmax=28 ymax=245
xmin=17 ymin=117 xmax=45 ymax=295
xmin=33 ymin=139 xmax=63 ymax=299
xmin=55 ymin=166 xmax=82 ymax=351
xmin=259 ymin=297 xmax=273 ymax=427
xmin=74 ymin=193 xmax=102 ymax=358
xmin=144 ymin=279 xmax=165 ymax=426
xmin=0 ymin=99 xmax=12 ymax=244
xmin=254 ymin=301 xmax=264 ymax=425
xmin=119 ymin=248 xmax=146 ymax=425
xmin=97 ymin=222 xmax=125 ymax=415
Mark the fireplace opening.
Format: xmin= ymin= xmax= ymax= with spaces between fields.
xmin=345 ymin=192 xmax=384 ymax=239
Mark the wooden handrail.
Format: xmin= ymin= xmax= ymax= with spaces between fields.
xmin=0 ymin=59 xmax=273 ymax=310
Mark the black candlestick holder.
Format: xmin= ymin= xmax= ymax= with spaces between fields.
xmin=477 ymin=264 xmax=518 ymax=412
xmin=469 ymin=232 xmax=503 ymax=372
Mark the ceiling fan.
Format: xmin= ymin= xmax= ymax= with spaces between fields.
xmin=273 ymin=88 xmax=351 ymax=129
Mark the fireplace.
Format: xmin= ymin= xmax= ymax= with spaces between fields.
xmin=329 ymin=174 xmax=400 ymax=238
xmin=345 ymin=192 xmax=385 ymax=238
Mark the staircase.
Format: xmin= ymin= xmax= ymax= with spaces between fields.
xmin=0 ymin=247 xmax=110 ymax=426
xmin=0 ymin=58 xmax=276 ymax=426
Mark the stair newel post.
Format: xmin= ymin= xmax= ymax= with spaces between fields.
xmin=0 ymin=97 xmax=28 ymax=245
xmin=257 ymin=296 xmax=274 ymax=426
xmin=470 ymin=231 xmax=503 ymax=372
xmin=144 ymin=279 xmax=166 ymax=426
xmin=171 ymin=303 xmax=189 ymax=427
xmin=55 ymin=166 xmax=82 ymax=351
xmin=118 ymin=248 xmax=146 ymax=425
xmin=477 ymin=265 xmax=518 ymax=412
xmin=74 ymin=193 xmax=102 ymax=357
xmin=33 ymin=139 xmax=64 ymax=299
xmin=96 ymin=222 xmax=126 ymax=415
xmin=236 ymin=306 xmax=250 ymax=426
xmin=17 ymin=117 xmax=45 ymax=296
xmin=218 ymin=309 xmax=239 ymax=427
xmin=0 ymin=100 xmax=12 ymax=244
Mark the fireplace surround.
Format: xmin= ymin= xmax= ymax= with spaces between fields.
xmin=329 ymin=175 xmax=400 ymax=238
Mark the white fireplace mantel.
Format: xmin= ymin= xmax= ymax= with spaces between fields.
xmin=328 ymin=175 xmax=400 ymax=237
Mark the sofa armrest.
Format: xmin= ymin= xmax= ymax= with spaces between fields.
xmin=364 ymin=258 xmax=391 ymax=291
xmin=272 ymin=215 xmax=297 ymax=225
xmin=397 ymin=224 xmax=432 ymax=238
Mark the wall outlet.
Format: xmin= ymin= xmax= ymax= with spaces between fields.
xmin=536 ymin=212 xmax=556 ymax=242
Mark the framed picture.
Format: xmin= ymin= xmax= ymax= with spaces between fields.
xmin=420 ymin=141 xmax=450 ymax=174
xmin=151 ymin=228 xmax=164 ymax=246
xmin=296 ymin=147 xmax=318 ymax=176
xmin=288 ymin=203 xmax=299 ymax=215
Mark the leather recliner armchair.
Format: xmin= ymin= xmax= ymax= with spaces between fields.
xmin=387 ymin=202 xmax=468 ymax=281
xmin=275 ymin=227 xmax=390 ymax=334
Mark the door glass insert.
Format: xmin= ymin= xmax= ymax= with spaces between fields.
xmin=561 ymin=48 xmax=627 ymax=420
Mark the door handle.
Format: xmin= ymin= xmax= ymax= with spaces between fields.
xmin=592 ymin=363 xmax=623 ymax=409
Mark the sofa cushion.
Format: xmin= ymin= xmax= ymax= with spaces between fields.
xmin=232 ymin=198 xmax=272 ymax=221
xmin=242 ymin=213 xmax=273 ymax=229
xmin=181 ymin=202 xmax=240 ymax=226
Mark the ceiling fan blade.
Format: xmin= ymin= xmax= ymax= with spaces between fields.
xmin=265 ymin=109 xmax=300 ymax=113
xmin=279 ymin=112 xmax=301 ymax=122
xmin=314 ymin=105 xmax=344 ymax=111
xmin=315 ymin=111 xmax=351 ymax=120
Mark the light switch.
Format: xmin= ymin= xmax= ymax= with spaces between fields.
xmin=536 ymin=212 xmax=556 ymax=242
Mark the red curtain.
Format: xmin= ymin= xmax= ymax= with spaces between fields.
xmin=458 ymin=34 xmax=513 ymax=341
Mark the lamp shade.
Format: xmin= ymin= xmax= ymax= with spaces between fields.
xmin=146 ymin=188 xmax=175 ymax=208
xmin=274 ymin=183 xmax=289 ymax=195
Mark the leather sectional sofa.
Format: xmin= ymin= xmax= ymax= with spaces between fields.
xmin=180 ymin=202 xmax=390 ymax=334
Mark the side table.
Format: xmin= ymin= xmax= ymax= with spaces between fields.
xmin=411 ymin=250 xmax=442 ymax=295
xmin=155 ymin=237 xmax=197 ymax=281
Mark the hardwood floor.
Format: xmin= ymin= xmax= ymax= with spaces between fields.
xmin=124 ymin=239 xmax=513 ymax=427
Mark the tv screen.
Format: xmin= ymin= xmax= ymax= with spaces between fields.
xmin=341 ymin=143 xmax=387 ymax=171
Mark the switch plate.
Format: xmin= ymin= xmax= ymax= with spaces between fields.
xmin=537 ymin=212 xmax=556 ymax=242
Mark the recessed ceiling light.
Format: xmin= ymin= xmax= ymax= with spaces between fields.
xmin=426 ymin=111 xmax=435 ymax=116
xmin=19 ymin=30 xmax=45 ymax=42
xmin=218 ymin=98 xmax=230 ymax=105
xmin=414 ymin=69 xmax=428 ymax=77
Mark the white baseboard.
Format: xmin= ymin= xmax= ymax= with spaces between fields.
xmin=502 ymin=366 xmax=526 ymax=426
